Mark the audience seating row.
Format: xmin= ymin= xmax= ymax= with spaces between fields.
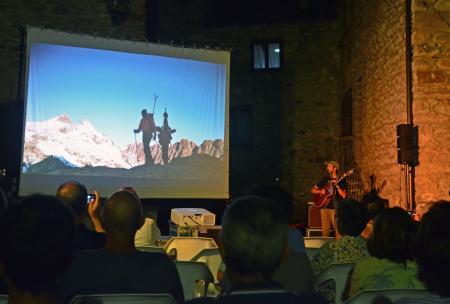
xmin=138 ymin=237 xmax=219 ymax=300
xmin=343 ymin=289 xmax=432 ymax=304
xmin=68 ymin=293 xmax=177 ymax=304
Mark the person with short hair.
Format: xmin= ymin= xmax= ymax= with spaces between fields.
xmin=416 ymin=201 xmax=450 ymax=298
xmin=396 ymin=201 xmax=450 ymax=304
xmin=0 ymin=194 xmax=75 ymax=304
xmin=56 ymin=181 xmax=106 ymax=250
xmin=246 ymin=183 xmax=313 ymax=293
xmin=346 ymin=207 xmax=424 ymax=299
xmin=247 ymin=182 xmax=305 ymax=253
xmin=119 ymin=186 xmax=161 ymax=247
xmin=311 ymin=199 xmax=368 ymax=276
xmin=57 ymin=190 xmax=184 ymax=304
xmin=189 ymin=195 xmax=326 ymax=304
xmin=310 ymin=199 xmax=368 ymax=303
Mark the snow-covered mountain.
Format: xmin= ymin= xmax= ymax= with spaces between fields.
xmin=24 ymin=114 xmax=225 ymax=170
xmin=24 ymin=114 xmax=131 ymax=169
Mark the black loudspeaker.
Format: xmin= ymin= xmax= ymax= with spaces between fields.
xmin=0 ymin=102 xmax=24 ymax=197
xmin=397 ymin=124 xmax=419 ymax=166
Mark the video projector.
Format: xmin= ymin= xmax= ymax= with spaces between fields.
xmin=170 ymin=208 xmax=216 ymax=227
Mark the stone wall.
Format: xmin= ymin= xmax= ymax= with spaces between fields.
xmin=341 ymin=0 xmax=450 ymax=208
xmin=280 ymin=24 xmax=342 ymax=206
xmin=412 ymin=0 xmax=450 ymax=209
xmin=340 ymin=1 xmax=409 ymax=207
xmin=0 ymin=0 xmax=146 ymax=103
xmin=153 ymin=0 xmax=342 ymax=217
xmin=10 ymin=1 xmax=446 ymax=220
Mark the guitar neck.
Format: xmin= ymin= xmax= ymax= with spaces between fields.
xmin=336 ymin=170 xmax=354 ymax=184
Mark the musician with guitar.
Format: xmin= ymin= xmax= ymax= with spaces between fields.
xmin=311 ymin=161 xmax=349 ymax=238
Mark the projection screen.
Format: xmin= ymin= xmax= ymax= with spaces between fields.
xmin=20 ymin=27 xmax=230 ymax=199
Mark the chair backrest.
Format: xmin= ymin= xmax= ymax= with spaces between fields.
xmin=164 ymin=237 xmax=218 ymax=261
xmin=304 ymin=237 xmax=333 ymax=260
xmin=0 ymin=295 xmax=7 ymax=304
xmin=68 ymin=293 xmax=177 ymax=304
xmin=190 ymin=247 xmax=222 ymax=281
xmin=174 ymin=261 xmax=214 ymax=300
xmin=344 ymin=289 xmax=433 ymax=304
xmin=304 ymin=237 xmax=334 ymax=248
xmin=136 ymin=246 xmax=167 ymax=254
xmin=314 ymin=263 xmax=355 ymax=304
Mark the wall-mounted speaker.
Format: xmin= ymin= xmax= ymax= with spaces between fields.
xmin=397 ymin=124 xmax=419 ymax=166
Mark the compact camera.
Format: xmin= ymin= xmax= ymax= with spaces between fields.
xmin=86 ymin=193 xmax=96 ymax=203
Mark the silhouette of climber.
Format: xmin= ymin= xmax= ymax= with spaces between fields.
xmin=134 ymin=109 xmax=156 ymax=165
xmin=157 ymin=109 xmax=176 ymax=165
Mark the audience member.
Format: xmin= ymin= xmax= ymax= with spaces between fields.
xmin=247 ymin=183 xmax=306 ymax=253
xmin=218 ymin=183 xmax=313 ymax=293
xmin=0 ymin=194 xmax=75 ymax=304
xmin=56 ymin=181 xmax=106 ymax=250
xmin=396 ymin=201 xmax=450 ymax=304
xmin=360 ymin=195 xmax=388 ymax=239
xmin=188 ymin=195 xmax=326 ymax=304
xmin=311 ymin=199 xmax=369 ymax=276
xmin=119 ymin=186 xmax=161 ymax=247
xmin=345 ymin=207 xmax=424 ymax=299
xmin=56 ymin=190 xmax=184 ymax=303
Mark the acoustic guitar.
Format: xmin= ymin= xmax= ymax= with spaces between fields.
xmin=312 ymin=169 xmax=355 ymax=208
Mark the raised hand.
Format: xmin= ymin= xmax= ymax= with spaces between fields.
xmin=88 ymin=190 xmax=105 ymax=233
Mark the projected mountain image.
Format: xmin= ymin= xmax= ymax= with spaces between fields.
xmin=20 ymin=38 xmax=228 ymax=197
xmin=23 ymin=114 xmax=224 ymax=179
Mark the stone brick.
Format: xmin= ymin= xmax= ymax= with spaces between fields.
xmin=412 ymin=29 xmax=432 ymax=42
xmin=436 ymin=57 xmax=450 ymax=69
xmin=413 ymin=57 xmax=433 ymax=70
xmin=416 ymin=70 xmax=448 ymax=83
xmin=435 ymin=0 xmax=450 ymax=11
xmin=413 ymin=0 xmax=435 ymax=11
xmin=414 ymin=11 xmax=449 ymax=30
xmin=416 ymin=42 xmax=441 ymax=55
xmin=434 ymin=31 xmax=450 ymax=43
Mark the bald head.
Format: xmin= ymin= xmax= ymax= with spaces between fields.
xmin=56 ymin=181 xmax=87 ymax=216
xmin=103 ymin=191 xmax=144 ymax=235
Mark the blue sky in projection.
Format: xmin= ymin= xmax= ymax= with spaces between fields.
xmin=26 ymin=43 xmax=226 ymax=147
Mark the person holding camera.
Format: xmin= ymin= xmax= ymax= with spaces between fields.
xmin=56 ymin=181 xmax=106 ymax=250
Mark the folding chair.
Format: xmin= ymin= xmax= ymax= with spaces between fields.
xmin=344 ymin=288 xmax=433 ymax=304
xmin=0 ymin=295 xmax=7 ymax=304
xmin=68 ymin=293 xmax=177 ymax=304
xmin=174 ymin=261 xmax=214 ymax=300
xmin=190 ymin=247 xmax=222 ymax=281
xmin=314 ymin=263 xmax=355 ymax=304
xmin=163 ymin=237 xmax=218 ymax=261
xmin=136 ymin=246 xmax=167 ymax=254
